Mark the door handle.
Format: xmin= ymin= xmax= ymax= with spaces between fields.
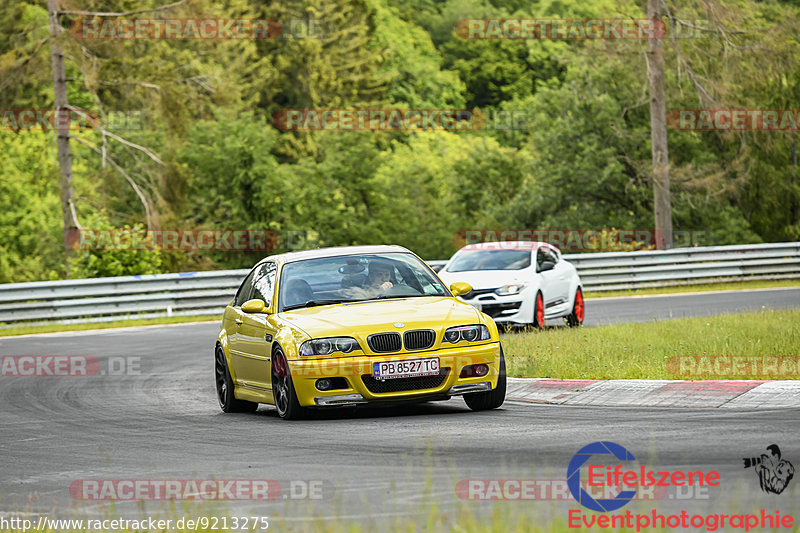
xmin=235 ymin=319 xmax=243 ymax=325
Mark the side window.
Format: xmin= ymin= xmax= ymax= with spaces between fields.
xmin=251 ymin=262 xmax=277 ymax=308
xmin=408 ymin=264 xmax=444 ymax=294
xmin=234 ymin=268 xmax=258 ymax=306
xmin=536 ymin=248 xmax=546 ymax=268
xmin=536 ymin=248 xmax=557 ymax=269
xmin=416 ymin=273 xmax=442 ymax=294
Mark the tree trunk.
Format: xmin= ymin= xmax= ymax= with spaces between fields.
xmin=48 ymin=0 xmax=80 ymax=277
xmin=791 ymin=132 xmax=798 ymax=233
xmin=647 ymin=0 xmax=672 ymax=249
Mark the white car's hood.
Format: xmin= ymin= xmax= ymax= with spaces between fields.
xmin=438 ymin=268 xmax=531 ymax=290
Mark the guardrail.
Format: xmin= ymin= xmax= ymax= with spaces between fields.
xmin=0 ymin=242 xmax=797 ymax=325
xmin=562 ymin=241 xmax=800 ymax=291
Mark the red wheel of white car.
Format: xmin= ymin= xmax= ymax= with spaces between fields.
xmin=532 ymin=291 xmax=545 ymax=329
xmin=566 ymin=288 xmax=584 ymax=327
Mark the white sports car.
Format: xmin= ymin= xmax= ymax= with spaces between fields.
xmin=437 ymin=241 xmax=584 ymax=328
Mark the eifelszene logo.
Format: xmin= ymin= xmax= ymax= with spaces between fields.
xmin=567 ymin=441 xmax=721 ymax=513
xmin=567 ymin=441 xmax=637 ymax=512
xmin=743 ymin=444 xmax=795 ymax=495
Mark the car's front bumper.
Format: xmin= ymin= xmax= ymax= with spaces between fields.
xmin=459 ymin=290 xmax=533 ymax=325
xmin=287 ymin=342 xmax=502 ymax=407
xmin=314 ymin=382 xmax=492 ymax=407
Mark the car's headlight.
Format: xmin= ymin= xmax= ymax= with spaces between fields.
xmin=443 ymin=325 xmax=491 ymax=343
xmin=299 ymin=337 xmax=360 ymax=356
xmin=495 ymin=282 xmax=527 ymax=296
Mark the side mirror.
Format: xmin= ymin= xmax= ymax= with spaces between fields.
xmin=449 ymin=282 xmax=473 ymax=297
xmin=539 ymin=261 xmax=555 ymax=272
xmin=241 ymin=299 xmax=267 ymax=314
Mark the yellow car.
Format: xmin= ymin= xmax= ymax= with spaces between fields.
xmin=215 ymin=245 xmax=506 ymax=419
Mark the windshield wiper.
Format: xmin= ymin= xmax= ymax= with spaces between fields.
xmin=282 ymin=299 xmax=348 ymax=311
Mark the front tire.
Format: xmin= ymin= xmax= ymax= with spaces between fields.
xmin=271 ymin=347 xmax=309 ymax=420
xmin=215 ymin=345 xmax=258 ymax=413
xmin=565 ymin=288 xmax=584 ymax=327
xmin=464 ymin=348 xmax=506 ymax=411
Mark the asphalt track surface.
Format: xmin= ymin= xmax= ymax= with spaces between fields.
xmin=579 ymin=286 xmax=800 ymax=326
xmin=1 ymin=288 xmax=798 ymax=529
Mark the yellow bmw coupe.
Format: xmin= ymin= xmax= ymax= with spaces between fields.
xmin=215 ymin=245 xmax=506 ymax=419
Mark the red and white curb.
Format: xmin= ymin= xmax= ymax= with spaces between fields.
xmin=506 ymin=378 xmax=800 ymax=408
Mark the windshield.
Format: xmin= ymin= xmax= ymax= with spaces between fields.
xmin=278 ymin=253 xmax=449 ymax=311
xmin=446 ymin=249 xmax=532 ymax=272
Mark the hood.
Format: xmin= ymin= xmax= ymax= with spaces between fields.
xmin=277 ymin=296 xmax=482 ymax=339
xmin=437 ymin=268 xmax=531 ymax=290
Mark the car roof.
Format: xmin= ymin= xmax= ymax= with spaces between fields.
xmin=261 ymin=244 xmax=414 ymax=265
xmin=460 ymin=241 xmax=556 ymax=252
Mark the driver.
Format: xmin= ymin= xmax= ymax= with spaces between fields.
xmin=340 ymin=259 xmax=395 ymax=299
xmin=365 ymin=260 xmax=394 ymax=293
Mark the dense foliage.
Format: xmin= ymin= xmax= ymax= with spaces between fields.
xmin=1 ymin=0 xmax=798 ymax=281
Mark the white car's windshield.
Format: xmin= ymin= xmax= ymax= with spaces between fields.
xmin=278 ymin=253 xmax=449 ymax=311
xmin=446 ymin=249 xmax=532 ymax=272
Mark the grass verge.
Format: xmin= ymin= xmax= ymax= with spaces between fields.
xmin=585 ymin=278 xmax=799 ymax=298
xmin=503 ymin=308 xmax=800 ymax=380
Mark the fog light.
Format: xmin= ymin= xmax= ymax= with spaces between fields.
xmin=460 ymin=364 xmax=489 ymax=378
xmin=316 ymin=378 xmax=333 ymax=391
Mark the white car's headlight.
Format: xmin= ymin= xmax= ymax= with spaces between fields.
xmin=495 ymin=282 xmax=527 ymax=296
xmin=443 ymin=325 xmax=491 ymax=343
xmin=299 ymin=337 xmax=360 ymax=356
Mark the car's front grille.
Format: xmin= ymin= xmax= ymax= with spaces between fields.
xmin=482 ymin=301 xmax=522 ymax=318
xmin=403 ymin=329 xmax=435 ymax=350
xmin=367 ymin=332 xmax=401 ymax=353
xmin=361 ymin=368 xmax=451 ymax=394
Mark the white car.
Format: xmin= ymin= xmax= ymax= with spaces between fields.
xmin=437 ymin=241 xmax=584 ymax=328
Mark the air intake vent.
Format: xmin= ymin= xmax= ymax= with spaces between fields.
xmin=361 ymin=369 xmax=450 ymax=393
